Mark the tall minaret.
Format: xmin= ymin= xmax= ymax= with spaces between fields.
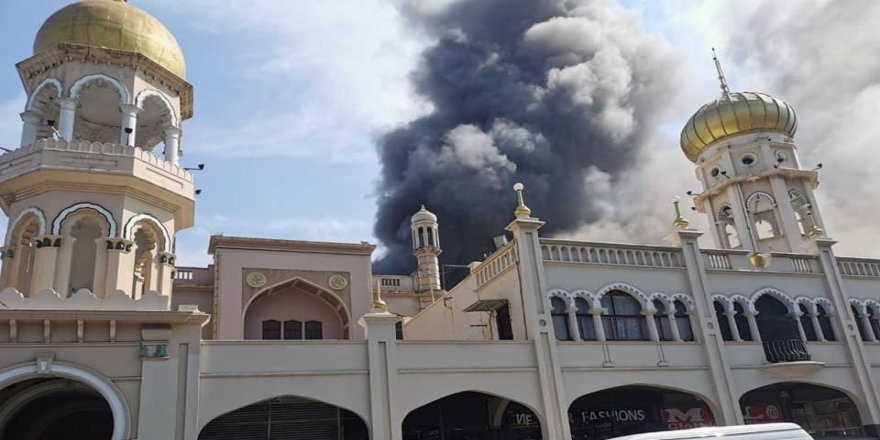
xmin=0 ymin=0 xmax=194 ymax=301
xmin=682 ymin=51 xmax=825 ymax=259
xmin=411 ymin=205 xmax=442 ymax=294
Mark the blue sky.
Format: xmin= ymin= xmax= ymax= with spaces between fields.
xmin=2 ymin=1 xmax=879 ymax=265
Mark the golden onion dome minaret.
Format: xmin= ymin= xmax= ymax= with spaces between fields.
xmin=680 ymin=50 xmax=797 ymax=163
xmin=33 ymin=0 xmax=186 ymax=78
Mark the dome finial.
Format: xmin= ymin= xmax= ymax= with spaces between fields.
xmin=512 ymin=183 xmax=532 ymax=218
xmin=712 ymin=48 xmax=731 ymax=97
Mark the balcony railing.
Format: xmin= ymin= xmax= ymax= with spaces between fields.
xmin=759 ymin=315 xmax=811 ymax=363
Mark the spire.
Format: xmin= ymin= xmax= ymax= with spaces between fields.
xmin=712 ymin=48 xmax=731 ymax=97
xmin=513 ymin=183 xmax=532 ymax=218
xmin=671 ymin=196 xmax=690 ymax=229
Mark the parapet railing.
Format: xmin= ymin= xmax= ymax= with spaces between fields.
xmin=702 ymin=249 xmax=819 ymax=274
xmin=540 ymin=239 xmax=684 ymax=269
xmin=473 ymin=241 xmax=519 ymax=288
xmin=838 ymin=257 xmax=880 ymax=278
xmin=0 ymin=139 xmax=192 ymax=180
xmin=373 ymin=275 xmax=414 ymax=292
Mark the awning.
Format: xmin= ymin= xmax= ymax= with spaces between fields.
xmin=463 ymin=299 xmax=509 ymax=312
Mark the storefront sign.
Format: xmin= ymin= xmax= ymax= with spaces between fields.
xmin=743 ymin=404 xmax=782 ymax=424
xmin=572 ymin=408 xmax=647 ymax=424
xmin=661 ymin=408 xmax=715 ymax=430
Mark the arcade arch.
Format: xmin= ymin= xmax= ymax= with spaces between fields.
xmin=199 ymin=395 xmax=368 ymax=440
xmin=740 ymin=382 xmax=864 ymax=437
xmin=402 ymin=391 xmax=542 ymax=440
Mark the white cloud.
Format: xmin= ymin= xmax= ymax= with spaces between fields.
xmin=151 ymin=0 xmax=428 ymax=162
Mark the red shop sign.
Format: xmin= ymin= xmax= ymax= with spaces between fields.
xmin=661 ymin=408 xmax=715 ymax=430
xmin=743 ymin=404 xmax=783 ymax=424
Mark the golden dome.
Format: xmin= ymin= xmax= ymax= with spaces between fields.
xmin=680 ymin=92 xmax=797 ymax=162
xmin=33 ymin=0 xmax=186 ymax=78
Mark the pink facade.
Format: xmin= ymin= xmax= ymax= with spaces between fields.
xmin=210 ymin=239 xmax=374 ymax=340
xmin=244 ymin=286 xmax=344 ymax=340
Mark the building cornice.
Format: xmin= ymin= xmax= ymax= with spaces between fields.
xmin=208 ymin=235 xmax=376 ymax=256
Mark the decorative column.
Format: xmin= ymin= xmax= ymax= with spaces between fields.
xmin=810 ymin=313 xmax=826 ymax=342
xmin=506 ymin=183 xmax=572 ymax=440
xmin=0 ymin=247 xmax=14 ymax=288
xmin=104 ymin=238 xmax=134 ymax=297
xmin=792 ymin=311 xmax=808 ymax=341
xmin=20 ymin=111 xmax=41 ymax=147
xmin=859 ymin=314 xmax=876 ymax=342
xmin=163 ymin=126 xmax=182 ymax=165
xmin=590 ymin=306 xmax=607 ymax=341
xmin=360 ymin=289 xmax=402 ymax=440
xmin=57 ymin=98 xmax=77 ymax=141
xmin=666 ymin=228 xmax=743 ymax=425
xmin=644 ymin=309 xmax=660 ymax=342
xmin=806 ymin=237 xmax=880 ymax=434
xmin=725 ymin=311 xmax=742 ymax=341
xmin=30 ymin=235 xmax=62 ymax=293
xmin=119 ymin=104 xmax=142 ymax=146
xmin=566 ymin=306 xmax=582 ymax=341
xmin=668 ymin=312 xmax=682 ymax=342
xmin=745 ymin=311 xmax=762 ymax=343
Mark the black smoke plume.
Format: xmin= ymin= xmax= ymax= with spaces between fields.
xmin=374 ymin=0 xmax=681 ymax=277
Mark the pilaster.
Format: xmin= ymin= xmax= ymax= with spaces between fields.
xmin=57 ymin=97 xmax=77 ymax=141
xmin=361 ymin=311 xmax=401 ymax=440
xmin=20 ymin=111 xmax=41 ymax=147
xmin=506 ymin=215 xmax=572 ymax=440
xmin=666 ymin=229 xmax=743 ymax=424
xmin=31 ymin=235 xmax=62 ymax=293
xmin=156 ymin=252 xmax=176 ymax=295
xmin=806 ymin=237 xmax=880 ymax=429
xmin=119 ymin=104 xmax=142 ymax=147
xmin=104 ymin=239 xmax=134 ymax=297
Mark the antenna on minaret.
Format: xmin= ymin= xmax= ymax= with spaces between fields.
xmin=712 ymin=47 xmax=731 ymax=97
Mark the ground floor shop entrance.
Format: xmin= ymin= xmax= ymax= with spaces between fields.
xmin=402 ymin=391 xmax=542 ymax=440
xmin=0 ymin=377 xmax=113 ymax=440
xmin=568 ymin=386 xmax=714 ymax=440
xmin=740 ymin=382 xmax=864 ymax=437
xmin=198 ymin=395 xmax=368 ymax=440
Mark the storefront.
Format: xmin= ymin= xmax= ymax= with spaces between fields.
xmin=740 ymin=383 xmax=864 ymax=437
xmin=568 ymin=386 xmax=714 ymax=440
xmin=402 ymin=391 xmax=542 ymax=440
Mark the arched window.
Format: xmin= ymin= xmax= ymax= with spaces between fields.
xmin=262 ymin=320 xmax=281 ymax=340
xmin=868 ymin=306 xmax=880 ymax=341
xmin=817 ymin=304 xmax=835 ymax=341
xmin=733 ymin=302 xmax=752 ymax=341
xmin=714 ymin=301 xmax=733 ymax=341
xmin=717 ymin=205 xmax=740 ymax=249
xmin=799 ymin=304 xmax=818 ymax=341
xmin=426 ymin=227 xmax=435 ymax=247
xmin=653 ymin=299 xmax=673 ymax=341
xmin=304 ymin=320 xmax=323 ymax=340
xmin=601 ymin=292 xmax=646 ymax=341
xmin=574 ymin=298 xmax=595 ymax=341
xmin=7 ymin=213 xmax=41 ymax=294
xmin=747 ymin=192 xmax=779 ymax=240
xmin=674 ymin=300 xmax=694 ymax=341
xmin=853 ymin=305 xmax=870 ymax=342
xmin=550 ymin=297 xmax=571 ymax=341
xmin=132 ymin=224 xmax=162 ymax=298
xmin=283 ymin=320 xmax=302 ymax=340
xmin=755 ymin=295 xmax=797 ymax=342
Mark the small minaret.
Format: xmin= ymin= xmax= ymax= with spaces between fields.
xmin=411 ymin=205 xmax=442 ymax=294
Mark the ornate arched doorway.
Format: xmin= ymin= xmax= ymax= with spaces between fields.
xmin=244 ymin=278 xmax=351 ymax=340
xmin=402 ymin=391 xmax=542 ymax=440
xmin=0 ymin=378 xmax=113 ymax=440
xmin=740 ymin=382 xmax=864 ymax=437
xmin=568 ymin=386 xmax=715 ymax=439
xmin=199 ymin=395 xmax=368 ymax=440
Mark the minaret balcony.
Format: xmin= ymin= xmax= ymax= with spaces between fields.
xmin=0 ymin=139 xmax=194 ymax=228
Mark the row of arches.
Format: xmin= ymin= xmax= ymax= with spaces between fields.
xmin=1 ymin=203 xmax=172 ymax=297
xmin=198 ymin=382 xmax=866 ymax=440
xmin=712 ymin=289 xmax=837 ymax=343
xmin=548 ymin=285 xmax=695 ymax=342
xmin=21 ymin=75 xmax=181 ymax=163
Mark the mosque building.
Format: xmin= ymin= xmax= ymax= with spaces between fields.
xmin=2 ymin=1 xmax=880 ymax=439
